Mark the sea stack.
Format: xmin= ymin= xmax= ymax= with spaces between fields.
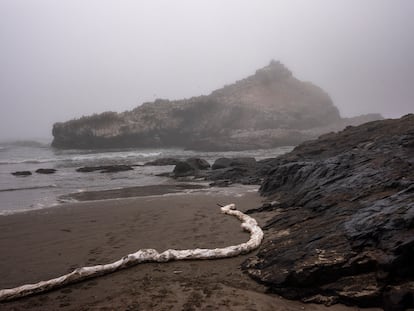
xmin=51 ymin=61 xmax=381 ymax=150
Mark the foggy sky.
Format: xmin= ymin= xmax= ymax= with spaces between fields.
xmin=1 ymin=0 xmax=413 ymax=140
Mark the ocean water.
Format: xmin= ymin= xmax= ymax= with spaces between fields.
xmin=0 ymin=141 xmax=293 ymax=215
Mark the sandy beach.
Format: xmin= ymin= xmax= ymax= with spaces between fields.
xmin=0 ymin=186 xmax=380 ymax=310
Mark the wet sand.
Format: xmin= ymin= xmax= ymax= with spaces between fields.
xmin=0 ymin=186 xmax=379 ymax=310
xmin=58 ymin=183 xmax=208 ymax=202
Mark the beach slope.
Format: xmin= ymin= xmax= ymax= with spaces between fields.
xmin=0 ymin=189 xmax=379 ymax=310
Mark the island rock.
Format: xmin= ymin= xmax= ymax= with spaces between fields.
xmin=51 ymin=61 xmax=381 ymax=151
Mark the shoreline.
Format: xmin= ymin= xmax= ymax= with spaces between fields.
xmin=58 ymin=183 xmax=210 ymax=202
xmin=0 ymin=187 xmax=379 ymax=310
xmin=0 ymin=183 xmax=260 ymax=217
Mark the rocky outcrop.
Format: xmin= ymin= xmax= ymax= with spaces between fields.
xmin=185 ymin=158 xmax=211 ymax=170
xmin=11 ymin=171 xmax=32 ymax=177
xmin=35 ymin=168 xmax=57 ymax=174
xmin=212 ymin=157 xmax=256 ymax=170
xmin=12 ymin=169 xmax=57 ymax=176
xmin=172 ymin=158 xmax=211 ymax=177
xmin=204 ymin=157 xmax=260 ymax=185
xmin=165 ymin=156 xmax=265 ymax=184
xmin=51 ymin=61 xmax=381 ymax=151
xmin=172 ymin=161 xmax=197 ymax=177
xmin=76 ymin=165 xmax=134 ymax=173
xmin=242 ymin=114 xmax=414 ymax=309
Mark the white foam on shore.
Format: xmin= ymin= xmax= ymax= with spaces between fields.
xmin=0 ymin=202 xmax=60 ymax=216
xmin=0 ymin=184 xmax=57 ymax=192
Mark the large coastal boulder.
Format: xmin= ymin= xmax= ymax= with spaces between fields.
xmin=172 ymin=157 xmax=210 ymax=177
xmin=172 ymin=161 xmax=196 ymax=177
xmin=243 ymin=114 xmax=414 ymax=309
xmin=51 ymin=61 xmax=381 ymax=151
xmin=185 ymin=158 xmax=210 ymax=170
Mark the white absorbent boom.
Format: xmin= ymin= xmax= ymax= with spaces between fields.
xmin=0 ymin=203 xmax=263 ymax=302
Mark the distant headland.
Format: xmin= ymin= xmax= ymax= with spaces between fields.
xmin=51 ymin=61 xmax=382 ymax=150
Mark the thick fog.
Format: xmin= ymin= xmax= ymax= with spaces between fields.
xmin=0 ymin=0 xmax=413 ymax=141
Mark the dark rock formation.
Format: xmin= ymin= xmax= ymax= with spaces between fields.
xmin=207 ymin=166 xmax=261 ymax=185
xmin=35 ymin=168 xmax=57 ymax=174
xmin=166 ymin=156 xmax=264 ymax=184
xmin=243 ymin=114 xmax=414 ymax=309
xmin=212 ymin=157 xmax=256 ymax=170
xmin=172 ymin=158 xmax=211 ymax=177
xmin=11 ymin=171 xmax=32 ymax=176
xmin=51 ymin=61 xmax=382 ymax=151
xmin=76 ymin=165 xmax=133 ymax=173
xmin=211 ymin=158 xmax=233 ymax=170
xmin=208 ymin=180 xmax=233 ymax=187
xmin=167 ymin=156 xmax=281 ymax=186
xmin=205 ymin=157 xmax=260 ymax=185
xmin=186 ymin=158 xmax=210 ymax=170
xmin=144 ymin=158 xmax=181 ymax=166
xmin=172 ymin=161 xmax=197 ymax=177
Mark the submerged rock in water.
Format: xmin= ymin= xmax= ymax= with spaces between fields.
xmin=243 ymin=114 xmax=414 ymax=309
xmin=76 ymin=165 xmax=133 ymax=173
xmin=35 ymin=168 xmax=57 ymax=174
xmin=11 ymin=171 xmax=32 ymax=177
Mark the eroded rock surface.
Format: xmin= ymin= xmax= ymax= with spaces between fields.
xmin=243 ymin=114 xmax=414 ymax=309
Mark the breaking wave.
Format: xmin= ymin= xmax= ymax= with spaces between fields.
xmin=0 ymin=151 xmax=162 ymax=165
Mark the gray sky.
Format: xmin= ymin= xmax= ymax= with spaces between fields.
xmin=1 ymin=0 xmax=413 ymax=140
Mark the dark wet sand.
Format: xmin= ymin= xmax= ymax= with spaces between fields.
xmin=0 ymin=186 xmax=380 ymax=310
xmin=59 ymin=183 xmax=208 ymax=202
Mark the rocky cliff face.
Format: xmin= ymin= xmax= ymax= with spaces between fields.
xmin=243 ymin=114 xmax=414 ymax=309
xmin=52 ymin=61 xmax=381 ymax=150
